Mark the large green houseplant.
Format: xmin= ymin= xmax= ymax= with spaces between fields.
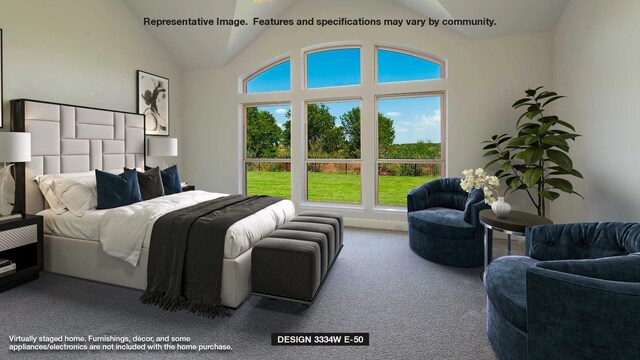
xmin=482 ymin=87 xmax=583 ymax=217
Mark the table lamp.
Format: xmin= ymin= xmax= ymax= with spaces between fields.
xmin=0 ymin=132 xmax=31 ymax=217
xmin=146 ymin=137 xmax=178 ymax=169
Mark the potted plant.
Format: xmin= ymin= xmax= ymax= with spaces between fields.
xmin=482 ymin=87 xmax=583 ymax=218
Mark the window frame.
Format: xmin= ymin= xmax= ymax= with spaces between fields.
xmin=239 ymin=44 xmax=448 ymax=212
xmin=304 ymin=98 xmax=363 ymax=206
xmin=242 ymin=102 xmax=292 ymax=198
xmin=374 ymin=91 xmax=447 ymax=208
xmin=375 ymin=46 xmax=446 ymax=84
xmin=304 ymin=45 xmax=362 ymax=90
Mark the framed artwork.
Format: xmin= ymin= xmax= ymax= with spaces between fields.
xmin=137 ymin=70 xmax=169 ymax=136
xmin=0 ymin=28 xmax=3 ymax=128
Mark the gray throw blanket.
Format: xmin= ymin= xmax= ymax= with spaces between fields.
xmin=140 ymin=195 xmax=284 ymax=318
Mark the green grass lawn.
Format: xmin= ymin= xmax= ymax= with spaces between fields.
xmin=247 ymin=171 xmax=438 ymax=206
xmin=378 ymin=174 xmax=439 ymax=206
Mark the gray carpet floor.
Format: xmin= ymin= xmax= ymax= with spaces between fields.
xmin=0 ymin=228 xmax=498 ymax=360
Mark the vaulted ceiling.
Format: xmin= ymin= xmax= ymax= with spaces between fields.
xmin=122 ymin=0 xmax=568 ymax=71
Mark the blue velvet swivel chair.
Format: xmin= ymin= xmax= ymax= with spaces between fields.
xmin=484 ymin=222 xmax=640 ymax=360
xmin=407 ymin=178 xmax=490 ymax=267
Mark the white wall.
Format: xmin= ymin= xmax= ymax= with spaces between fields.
xmin=551 ymin=0 xmax=640 ymax=223
xmin=183 ymin=0 xmax=552 ymax=229
xmin=0 ymin=0 xmax=183 ymax=168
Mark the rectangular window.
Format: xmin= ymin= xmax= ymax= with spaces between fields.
xmin=244 ymin=104 xmax=291 ymax=198
xmin=305 ymin=100 xmax=361 ymax=204
xmin=376 ymin=94 xmax=445 ymax=206
xmin=378 ymin=163 xmax=441 ymax=206
xmin=245 ymin=162 xmax=291 ymax=199
xmin=307 ymin=163 xmax=361 ymax=204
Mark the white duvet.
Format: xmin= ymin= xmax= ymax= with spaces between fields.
xmin=43 ymin=191 xmax=295 ymax=266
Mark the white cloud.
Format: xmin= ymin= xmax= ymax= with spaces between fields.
xmin=422 ymin=110 xmax=441 ymax=126
xmin=385 ymin=111 xmax=402 ymax=117
xmin=275 ymin=108 xmax=288 ymax=115
xmin=396 ymin=127 xmax=409 ymax=133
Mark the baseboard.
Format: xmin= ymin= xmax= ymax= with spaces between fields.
xmin=342 ymin=217 xmax=514 ymax=239
xmin=344 ymin=218 xmax=408 ymax=231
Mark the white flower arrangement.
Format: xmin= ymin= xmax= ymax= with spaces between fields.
xmin=461 ymin=168 xmax=501 ymax=205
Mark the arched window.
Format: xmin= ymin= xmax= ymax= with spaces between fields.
xmin=244 ymin=59 xmax=291 ymax=93
xmin=240 ymin=44 xmax=446 ymax=209
xmin=377 ymin=47 xmax=444 ymax=83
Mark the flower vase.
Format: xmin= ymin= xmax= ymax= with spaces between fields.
xmin=491 ymin=197 xmax=511 ymax=217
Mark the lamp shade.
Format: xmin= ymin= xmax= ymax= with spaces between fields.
xmin=0 ymin=132 xmax=31 ymax=162
xmin=147 ymin=137 xmax=178 ymax=157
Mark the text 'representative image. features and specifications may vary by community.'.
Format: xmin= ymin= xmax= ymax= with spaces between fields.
xmin=142 ymin=17 xmax=496 ymax=28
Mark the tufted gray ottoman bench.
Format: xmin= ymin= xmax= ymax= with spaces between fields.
xmin=251 ymin=213 xmax=344 ymax=304
xmin=251 ymin=238 xmax=322 ymax=303
xmin=269 ymin=229 xmax=329 ymax=276
xmin=293 ymin=212 xmax=343 ymax=252
xmin=297 ymin=211 xmax=344 ymax=248
xmin=277 ymin=222 xmax=337 ymax=264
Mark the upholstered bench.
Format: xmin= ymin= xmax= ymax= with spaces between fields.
xmin=278 ymin=221 xmax=338 ymax=264
xmin=269 ymin=229 xmax=329 ymax=277
xmin=251 ymin=213 xmax=344 ymax=304
xmin=297 ymin=211 xmax=344 ymax=248
xmin=252 ymin=238 xmax=322 ymax=303
xmin=291 ymin=211 xmax=343 ymax=255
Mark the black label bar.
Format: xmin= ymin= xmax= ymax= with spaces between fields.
xmin=271 ymin=333 xmax=369 ymax=346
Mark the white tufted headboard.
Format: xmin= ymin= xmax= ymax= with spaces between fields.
xmin=10 ymin=99 xmax=145 ymax=215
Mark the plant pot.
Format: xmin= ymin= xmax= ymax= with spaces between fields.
xmin=491 ymin=197 xmax=511 ymax=217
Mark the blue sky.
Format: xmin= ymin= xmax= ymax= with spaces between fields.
xmin=378 ymin=96 xmax=441 ymax=144
xmin=307 ymin=48 xmax=360 ymax=88
xmin=246 ymin=61 xmax=290 ymax=93
xmin=378 ymin=49 xmax=441 ymax=83
xmin=257 ymin=105 xmax=290 ymax=127
xmin=252 ymin=48 xmax=442 ymax=144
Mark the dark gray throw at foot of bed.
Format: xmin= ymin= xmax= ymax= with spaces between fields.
xmin=140 ymin=195 xmax=284 ymax=318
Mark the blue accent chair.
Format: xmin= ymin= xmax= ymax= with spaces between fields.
xmin=484 ymin=222 xmax=640 ymax=360
xmin=407 ymin=178 xmax=490 ymax=267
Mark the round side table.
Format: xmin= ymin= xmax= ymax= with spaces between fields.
xmin=479 ymin=209 xmax=552 ymax=268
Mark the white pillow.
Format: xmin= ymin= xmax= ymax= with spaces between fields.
xmin=34 ymin=170 xmax=119 ymax=216
xmin=51 ymin=176 xmax=98 ymax=216
xmin=34 ymin=173 xmax=89 ymax=214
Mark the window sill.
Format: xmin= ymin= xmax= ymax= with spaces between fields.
xmin=372 ymin=206 xmax=407 ymax=213
xmin=299 ymin=202 xmax=364 ymax=211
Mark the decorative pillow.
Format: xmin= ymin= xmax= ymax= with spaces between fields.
xmin=95 ymin=169 xmax=142 ymax=210
xmin=50 ymin=176 xmax=98 ymax=216
xmin=463 ymin=188 xmax=485 ymax=223
xmin=146 ymin=165 xmax=182 ymax=195
xmin=125 ymin=166 xmax=164 ymax=200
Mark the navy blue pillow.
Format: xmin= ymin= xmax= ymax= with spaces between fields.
xmin=146 ymin=165 xmax=182 ymax=195
xmin=95 ymin=169 xmax=143 ymax=210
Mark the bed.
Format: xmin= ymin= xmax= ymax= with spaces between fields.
xmin=10 ymin=99 xmax=294 ymax=308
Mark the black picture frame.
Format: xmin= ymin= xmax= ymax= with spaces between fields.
xmin=137 ymin=70 xmax=169 ymax=136
xmin=1 ymin=29 xmax=4 ymax=128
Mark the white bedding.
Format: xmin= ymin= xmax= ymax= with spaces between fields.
xmin=40 ymin=208 xmax=106 ymax=241
xmin=39 ymin=190 xmax=295 ymax=265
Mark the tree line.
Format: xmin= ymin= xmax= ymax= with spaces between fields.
xmin=246 ymin=104 xmax=442 ymax=169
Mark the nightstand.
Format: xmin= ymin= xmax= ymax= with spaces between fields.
xmin=0 ymin=215 xmax=43 ymax=292
xmin=182 ymin=185 xmax=195 ymax=192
